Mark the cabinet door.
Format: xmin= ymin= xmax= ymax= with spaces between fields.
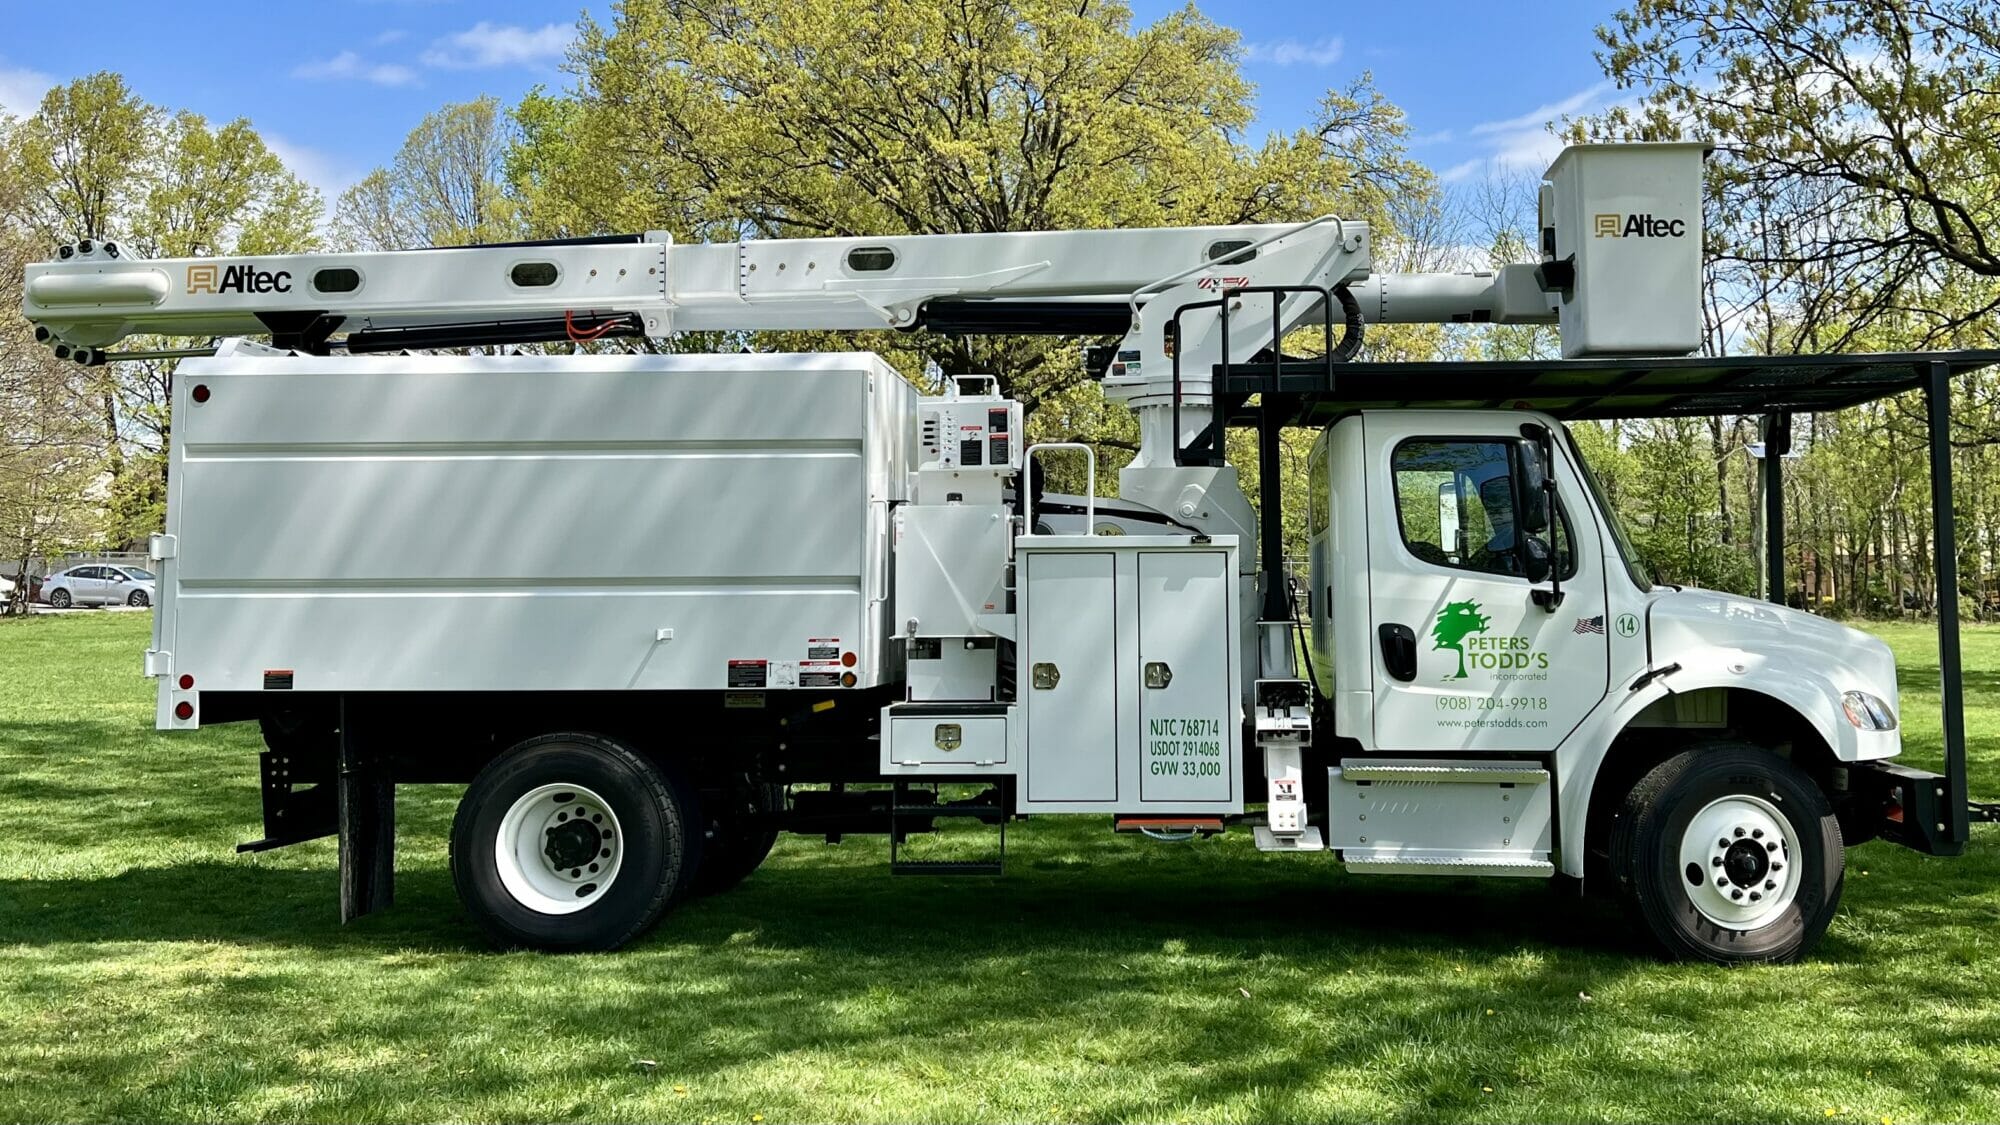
xmin=1138 ymin=550 xmax=1232 ymax=803
xmin=1024 ymin=552 xmax=1117 ymax=802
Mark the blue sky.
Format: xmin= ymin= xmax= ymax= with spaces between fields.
xmin=0 ymin=0 xmax=1627 ymax=213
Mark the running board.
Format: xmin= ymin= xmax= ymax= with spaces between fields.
xmin=1338 ymin=762 xmax=1549 ymax=784
xmin=1343 ymin=856 xmax=1554 ymax=878
xmin=1329 ymin=759 xmax=1554 ymax=878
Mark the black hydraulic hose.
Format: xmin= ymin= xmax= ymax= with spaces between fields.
xmin=1331 ymin=284 xmax=1365 ymax=363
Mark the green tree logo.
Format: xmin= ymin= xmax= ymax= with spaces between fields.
xmin=1431 ymin=600 xmax=1491 ymax=680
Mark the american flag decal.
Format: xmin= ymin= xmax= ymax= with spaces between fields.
xmin=1574 ymin=615 xmax=1605 ymax=635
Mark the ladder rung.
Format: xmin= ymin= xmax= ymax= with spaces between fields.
xmin=891 ymin=861 xmax=1004 ymax=876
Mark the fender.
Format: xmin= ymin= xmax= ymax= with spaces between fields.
xmin=1555 ymin=647 xmax=1900 ymax=878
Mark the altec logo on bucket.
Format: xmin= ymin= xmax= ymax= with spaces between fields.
xmin=187 ymin=263 xmax=293 ymax=294
xmin=1593 ymin=212 xmax=1687 ymax=238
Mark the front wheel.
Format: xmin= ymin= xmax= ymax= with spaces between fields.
xmin=128 ymin=589 xmax=149 ymax=607
xmin=1609 ymin=743 xmax=1843 ymax=964
xmin=450 ymin=733 xmax=700 ymax=951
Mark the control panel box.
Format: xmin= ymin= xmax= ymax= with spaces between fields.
xmin=918 ymin=398 xmax=1023 ymax=473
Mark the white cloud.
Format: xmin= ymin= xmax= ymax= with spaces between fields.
xmin=1241 ymin=36 xmax=1344 ymax=68
xmin=263 ymin=133 xmax=359 ymax=224
xmin=373 ymin=29 xmax=409 ymax=46
xmin=292 ymin=50 xmax=419 ymax=87
xmin=1442 ymin=81 xmax=1622 ymax=183
xmin=0 ymin=60 xmax=54 ymax=117
xmin=420 ymin=21 xmax=569 ymax=69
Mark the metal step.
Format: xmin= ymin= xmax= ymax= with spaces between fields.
xmin=1341 ymin=855 xmax=1554 ymax=878
xmin=890 ymin=860 xmax=1005 ymax=877
xmin=1254 ymin=825 xmax=1325 ymax=852
xmin=1339 ymin=760 xmax=1548 ymax=784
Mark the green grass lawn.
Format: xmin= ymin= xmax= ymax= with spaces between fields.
xmin=0 ymin=613 xmax=1995 ymax=1123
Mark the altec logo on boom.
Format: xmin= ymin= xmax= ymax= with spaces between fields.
xmin=1593 ymin=212 xmax=1687 ymax=238
xmin=187 ymin=263 xmax=293 ymax=294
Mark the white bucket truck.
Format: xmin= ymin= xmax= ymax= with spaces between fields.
xmin=23 ymin=143 xmax=1989 ymax=962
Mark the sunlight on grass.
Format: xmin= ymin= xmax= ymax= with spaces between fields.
xmin=1 ymin=612 xmax=1995 ymax=1122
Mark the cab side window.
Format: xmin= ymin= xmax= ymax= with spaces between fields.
xmin=1393 ymin=439 xmax=1574 ymax=579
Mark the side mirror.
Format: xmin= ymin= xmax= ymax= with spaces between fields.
xmin=1515 ymin=438 xmax=1550 ymax=534
xmin=1520 ymin=535 xmax=1553 ymax=583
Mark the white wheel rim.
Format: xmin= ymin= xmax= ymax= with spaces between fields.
xmin=1678 ymin=793 xmax=1801 ymax=930
xmin=494 ymin=783 xmax=625 ymax=915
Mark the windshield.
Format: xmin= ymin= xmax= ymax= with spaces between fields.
xmin=120 ymin=567 xmax=155 ymax=581
xmin=1563 ymin=425 xmax=1653 ymax=591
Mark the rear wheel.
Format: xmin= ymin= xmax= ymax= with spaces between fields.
xmin=451 ymin=733 xmax=700 ymax=951
xmin=48 ymin=587 xmax=71 ymax=609
xmin=1609 ymin=743 xmax=1843 ymax=964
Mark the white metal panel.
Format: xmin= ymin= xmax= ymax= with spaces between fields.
xmin=157 ymin=351 xmax=915 ymax=702
xmin=1023 ymin=551 xmax=1118 ymax=803
xmin=893 ymin=505 xmax=1009 ymax=635
xmin=1137 ymin=550 xmax=1233 ymax=804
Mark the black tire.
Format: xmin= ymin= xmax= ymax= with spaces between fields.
xmin=450 ymin=732 xmax=700 ymax=951
xmin=692 ymin=823 xmax=781 ymax=897
xmin=48 ymin=588 xmax=71 ymax=609
xmin=128 ymin=589 xmax=149 ymax=607
xmin=1609 ymin=743 xmax=1843 ymax=964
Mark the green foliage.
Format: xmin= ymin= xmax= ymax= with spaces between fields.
xmin=335 ymin=97 xmax=520 ymax=251
xmin=0 ymin=74 xmax=319 ymax=551
xmin=506 ymin=0 xmax=1432 ymax=487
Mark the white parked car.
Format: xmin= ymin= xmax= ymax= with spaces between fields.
xmin=42 ymin=565 xmax=156 ymax=608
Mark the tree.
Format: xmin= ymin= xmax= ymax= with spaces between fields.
xmin=1595 ymin=0 xmax=2000 ymax=350
xmin=509 ymin=0 xmax=1431 ymax=441
xmin=334 ymin=97 xmax=520 ymax=250
xmin=0 ymin=194 xmax=107 ymax=611
xmin=0 ymin=73 xmax=321 ymax=548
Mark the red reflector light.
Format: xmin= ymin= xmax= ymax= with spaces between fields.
xmin=841 ymin=651 xmax=857 ymax=668
xmin=1885 ymin=802 xmax=1905 ymax=824
xmin=191 ymin=383 xmax=211 ymax=403
xmin=174 ymin=701 xmax=194 ymax=720
xmin=840 ymin=671 xmax=858 ymax=688
xmin=177 ymin=673 xmax=194 ymax=690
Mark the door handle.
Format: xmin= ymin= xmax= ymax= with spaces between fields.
xmin=1031 ymin=662 xmax=1061 ymax=689
xmin=1379 ymin=623 xmax=1417 ymax=682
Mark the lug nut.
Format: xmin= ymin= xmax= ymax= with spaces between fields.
xmin=1764 ymin=879 xmax=1776 ymax=890
xmin=1711 ymin=856 xmax=1723 ymax=867
xmin=1751 ymin=828 xmax=1764 ymax=839
xmin=1765 ymin=840 xmax=1778 ymax=852
xmin=1731 ymin=888 xmax=1744 ymax=900
xmin=1733 ymin=826 xmax=1746 ymax=838
xmin=1719 ymin=838 xmax=1730 ymax=848
xmin=1749 ymin=891 xmax=1762 ymax=902
xmin=1770 ymin=861 xmax=1783 ymax=872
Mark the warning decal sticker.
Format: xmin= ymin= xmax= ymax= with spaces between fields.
xmin=799 ymin=660 xmax=842 ymax=687
xmin=806 ymin=637 xmax=841 ymax=661
xmin=727 ymin=660 xmax=768 ymax=688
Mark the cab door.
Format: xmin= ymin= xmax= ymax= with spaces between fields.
xmin=1362 ymin=412 xmax=1610 ymax=752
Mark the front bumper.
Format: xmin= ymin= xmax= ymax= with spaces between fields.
xmin=1848 ymin=760 xmax=1970 ymax=856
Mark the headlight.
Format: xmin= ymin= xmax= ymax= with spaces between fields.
xmin=1841 ymin=690 xmax=1897 ymax=731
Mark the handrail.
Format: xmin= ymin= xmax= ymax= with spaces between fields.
xmin=1022 ymin=443 xmax=1096 ymax=534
